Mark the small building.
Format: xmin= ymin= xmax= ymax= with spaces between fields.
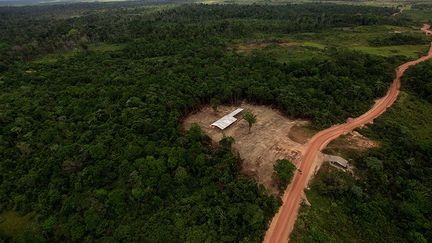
xmin=211 ymin=108 xmax=244 ymax=130
xmin=330 ymin=160 xmax=348 ymax=169
xmin=326 ymin=155 xmax=348 ymax=169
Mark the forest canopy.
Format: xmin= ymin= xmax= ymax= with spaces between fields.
xmin=0 ymin=1 xmax=430 ymax=242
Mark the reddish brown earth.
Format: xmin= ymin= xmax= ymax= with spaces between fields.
xmin=264 ymin=24 xmax=432 ymax=243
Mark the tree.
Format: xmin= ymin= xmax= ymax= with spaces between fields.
xmin=364 ymin=156 xmax=384 ymax=177
xmin=174 ymin=166 xmax=188 ymax=183
xmin=210 ymin=98 xmax=220 ymax=112
xmin=219 ymin=136 xmax=235 ymax=150
xmin=274 ymin=159 xmax=296 ymax=191
xmin=243 ymin=111 xmax=257 ymax=133
xmin=88 ymin=143 xmax=106 ymax=159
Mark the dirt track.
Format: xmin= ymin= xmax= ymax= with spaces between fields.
xmin=264 ymin=24 xmax=432 ymax=243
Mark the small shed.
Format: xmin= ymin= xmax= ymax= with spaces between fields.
xmin=211 ymin=108 xmax=244 ymax=130
xmin=326 ymin=155 xmax=348 ymax=169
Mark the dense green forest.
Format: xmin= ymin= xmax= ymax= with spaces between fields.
xmin=0 ymin=3 xmax=407 ymax=64
xmin=369 ymin=32 xmax=430 ymax=46
xmin=0 ymin=1 xmax=430 ymax=242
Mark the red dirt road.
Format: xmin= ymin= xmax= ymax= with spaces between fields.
xmin=264 ymin=24 xmax=432 ymax=243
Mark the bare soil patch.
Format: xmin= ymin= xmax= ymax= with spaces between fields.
xmin=183 ymin=103 xmax=309 ymax=195
xmin=327 ymin=130 xmax=379 ymax=152
xmin=234 ymin=40 xmax=298 ymax=53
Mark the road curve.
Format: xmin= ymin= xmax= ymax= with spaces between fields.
xmin=264 ymin=24 xmax=432 ymax=243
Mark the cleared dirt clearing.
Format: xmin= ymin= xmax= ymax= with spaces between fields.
xmin=234 ymin=40 xmax=298 ymax=53
xmin=183 ymin=103 xmax=309 ymax=195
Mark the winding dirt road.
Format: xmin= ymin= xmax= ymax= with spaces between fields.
xmin=264 ymin=24 xmax=432 ymax=243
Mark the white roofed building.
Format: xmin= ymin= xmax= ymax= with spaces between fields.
xmin=211 ymin=108 xmax=244 ymax=130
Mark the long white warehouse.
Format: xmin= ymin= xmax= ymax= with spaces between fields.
xmin=211 ymin=108 xmax=244 ymax=130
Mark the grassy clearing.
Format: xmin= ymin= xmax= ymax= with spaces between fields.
xmin=234 ymin=24 xmax=428 ymax=61
xmin=318 ymin=0 xmax=410 ymax=7
xmin=289 ymin=25 xmax=429 ymax=58
xmin=402 ymin=9 xmax=432 ymax=23
xmin=302 ymin=41 xmax=326 ymax=49
xmin=199 ymin=0 xmax=408 ymax=7
xmin=88 ymin=43 xmax=126 ymax=52
xmin=0 ymin=211 xmax=36 ymax=238
xmin=32 ymin=50 xmax=79 ymax=64
xmin=257 ymin=45 xmax=328 ymax=63
xmin=233 ymin=40 xmax=298 ymax=53
xmin=232 ymin=37 xmax=327 ymax=63
xmin=33 ymin=43 xmax=126 ymax=64
xmin=379 ymin=91 xmax=432 ymax=145
xmin=291 ymin=25 xmax=422 ymax=46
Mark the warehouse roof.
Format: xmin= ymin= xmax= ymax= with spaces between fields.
xmin=211 ymin=108 xmax=244 ymax=130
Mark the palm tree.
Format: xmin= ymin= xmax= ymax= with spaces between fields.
xmin=243 ymin=111 xmax=257 ymax=133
